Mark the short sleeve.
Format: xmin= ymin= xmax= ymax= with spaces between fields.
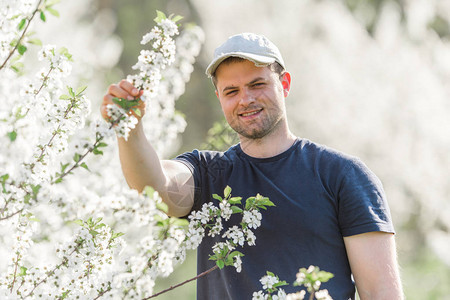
xmin=338 ymin=158 xmax=395 ymax=237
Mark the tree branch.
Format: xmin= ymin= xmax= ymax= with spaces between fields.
xmin=143 ymin=265 xmax=218 ymax=299
xmin=0 ymin=0 xmax=44 ymax=70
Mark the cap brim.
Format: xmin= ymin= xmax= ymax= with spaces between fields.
xmin=205 ymin=52 xmax=276 ymax=77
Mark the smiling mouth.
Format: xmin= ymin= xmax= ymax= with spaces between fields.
xmin=239 ymin=109 xmax=263 ymax=117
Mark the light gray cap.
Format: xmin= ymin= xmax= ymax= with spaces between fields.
xmin=205 ymin=33 xmax=285 ymax=77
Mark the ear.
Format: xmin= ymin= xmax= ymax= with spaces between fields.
xmin=215 ymin=90 xmax=219 ymax=99
xmin=280 ymin=72 xmax=291 ymax=98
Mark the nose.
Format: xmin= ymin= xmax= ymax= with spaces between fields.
xmin=239 ymin=88 xmax=255 ymax=105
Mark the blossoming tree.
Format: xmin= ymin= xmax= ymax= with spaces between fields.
xmin=0 ymin=1 xmax=206 ymax=298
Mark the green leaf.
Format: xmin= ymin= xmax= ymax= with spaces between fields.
xmin=111 ymin=232 xmax=125 ymax=239
xmin=143 ymin=186 xmax=155 ymax=198
xmin=11 ymin=61 xmax=24 ymax=74
xmin=228 ymin=251 xmax=244 ymax=258
xmin=28 ymin=216 xmax=40 ymax=222
xmin=73 ymin=153 xmax=80 ymax=163
xmin=1 ymin=174 xmax=9 ymax=193
xmin=256 ymin=195 xmax=275 ymax=207
xmin=97 ymin=142 xmax=108 ymax=148
xmin=76 ymin=85 xmax=87 ymax=96
xmin=27 ymin=38 xmax=42 ymax=46
xmin=18 ymin=18 xmax=27 ymax=30
xmin=18 ymin=266 xmax=27 ymax=277
xmin=94 ymin=223 xmax=105 ymax=229
xmin=92 ymin=148 xmax=103 ymax=155
xmin=80 ymin=162 xmax=90 ymax=171
xmin=273 ymin=280 xmax=289 ymax=288
xmin=74 ymin=219 xmax=84 ymax=226
xmin=132 ymin=108 xmax=141 ymax=117
xmin=208 ymin=254 xmax=217 ymax=261
xmin=7 ymin=131 xmax=17 ymax=142
xmin=112 ymin=97 xmax=124 ymax=106
xmin=40 ymin=11 xmax=46 ymax=22
xmin=172 ymin=218 xmax=189 ymax=227
xmin=228 ymin=197 xmax=242 ymax=204
xmin=156 ymin=201 xmax=169 ymax=213
xmin=260 ymin=199 xmax=275 ymax=207
xmin=60 ymin=162 xmax=69 ymax=172
xmin=317 ymin=271 xmax=334 ymax=282
xmin=67 ymin=86 xmax=75 ymax=97
xmin=245 ymin=197 xmax=255 ymax=210
xmin=59 ymin=47 xmax=72 ymax=60
xmin=59 ymin=94 xmax=70 ymax=100
xmin=60 ymin=290 xmax=70 ymax=299
xmin=224 ymin=186 xmax=231 ymax=198
xmin=231 ymin=206 xmax=243 ymax=214
xmin=24 ymin=194 xmax=31 ymax=204
xmin=46 ymin=7 xmax=60 ymax=17
xmin=31 ymin=184 xmax=41 ymax=196
xmin=171 ymin=15 xmax=183 ymax=23
xmin=89 ymin=230 xmax=99 ymax=237
xmin=216 ymin=260 xmax=225 ymax=269
xmin=212 ymin=194 xmax=222 ymax=201
xmin=154 ymin=10 xmax=167 ymax=23
xmin=17 ymin=44 xmax=27 ymax=55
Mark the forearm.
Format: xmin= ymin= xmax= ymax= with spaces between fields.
xmin=358 ymin=279 xmax=404 ymax=300
xmin=117 ymin=122 xmax=166 ymax=193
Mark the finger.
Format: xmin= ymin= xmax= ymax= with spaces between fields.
xmin=119 ymin=80 xmax=140 ymax=97
xmin=108 ymin=84 xmax=134 ymax=100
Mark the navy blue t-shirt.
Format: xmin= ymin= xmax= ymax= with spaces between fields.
xmin=175 ymin=138 xmax=394 ymax=300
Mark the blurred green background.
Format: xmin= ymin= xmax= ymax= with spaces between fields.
xmin=46 ymin=0 xmax=450 ymax=298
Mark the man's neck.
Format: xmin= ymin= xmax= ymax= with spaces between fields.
xmin=239 ymin=129 xmax=297 ymax=158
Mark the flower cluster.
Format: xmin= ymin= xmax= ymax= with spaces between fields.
xmin=252 ymin=266 xmax=334 ymax=300
xmin=0 ymin=217 xmax=125 ymax=299
xmin=252 ymin=271 xmax=288 ymax=300
xmin=186 ymin=186 xmax=275 ymax=273
xmin=0 ymin=4 xmax=204 ymax=299
xmin=107 ymin=12 xmax=184 ymax=141
xmin=0 ymin=0 xmax=35 ymax=63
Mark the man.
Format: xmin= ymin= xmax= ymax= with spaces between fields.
xmin=101 ymin=33 xmax=403 ymax=299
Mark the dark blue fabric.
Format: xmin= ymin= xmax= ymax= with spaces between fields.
xmin=174 ymin=138 xmax=394 ymax=300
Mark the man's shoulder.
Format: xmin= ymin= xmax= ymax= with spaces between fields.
xmin=174 ymin=144 xmax=240 ymax=166
xmin=297 ymin=138 xmax=360 ymax=163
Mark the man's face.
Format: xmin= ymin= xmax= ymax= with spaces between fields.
xmin=215 ymin=59 xmax=290 ymax=140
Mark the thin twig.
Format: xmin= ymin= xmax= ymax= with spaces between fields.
xmin=144 ymin=265 xmax=218 ymax=299
xmin=0 ymin=208 xmax=23 ymax=221
xmin=24 ymin=246 xmax=78 ymax=298
xmin=52 ymin=135 xmax=103 ymax=184
xmin=0 ymin=0 xmax=44 ymax=70
xmin=93 ymin=286 xmax=112 ymax=300
xmin=9 ymin=252 xmax=20 ymax=292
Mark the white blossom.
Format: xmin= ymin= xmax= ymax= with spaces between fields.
xmin=286 ymin=290 xmax=306 ymax=300
xmin=252 ymin=290 xmax=267 ymax=300
xmin=222 ymin=225 xmax=246 ymax=247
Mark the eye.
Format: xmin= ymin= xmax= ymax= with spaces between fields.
xmin=225 ymin=90 xmax=238 ymax=96
xmin=252 ymin=82 xmax=265 ymax=88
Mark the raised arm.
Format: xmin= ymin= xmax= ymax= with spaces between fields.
xmin=343 ymin=231 xmax=404 ymax=300
xmin=101 ymin=80 xmax=195 ymax=217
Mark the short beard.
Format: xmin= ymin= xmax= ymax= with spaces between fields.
xmin=230 ymin=112 xmax=283 ymax=140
